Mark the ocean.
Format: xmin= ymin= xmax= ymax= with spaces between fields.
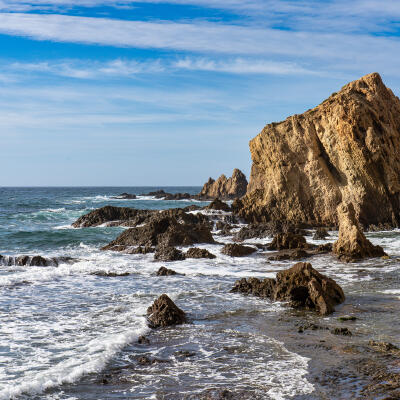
xmin=0 ymin=187 xmax=399 ymax=399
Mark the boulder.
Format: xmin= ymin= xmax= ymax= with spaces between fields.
xmin=112 ymin=193 xmax=137 ymax=199
xmin=313 ymin=228 xmax=330 ymax=240
xmin=206 ymin=199 xmax=231 ymax=212
xmin=268 ymin=249 xmax=311 ymax=261
xmin=221 ymin=243 xmax=257 ymax=257
xmin=185 ymin=248 xmax=216 ymax=259
xmin=124 ymin=246 xmax=155 ymax=254
xmin=72 ymin=206 xmax=154 ymax=228
xmin=102 ymin=213 xmax=214 ymax=252
xmin=0 ymin=255 xmax=61 ymax=267
xmin=156 ymin=266 xmax=178 ymax=276
xmin=333 ymin=202 xmax=387 ymax=262
xmin=235 ymin=73 xmax=400 ymax=228
xmin=154 ymin=246 xmax=185 ymax=262
xmin=231 ymin=262 xmax=345 ymax=315
xmin=147 ymin=294 xmax=187 ymax=328
xmin=267 ymin=232 xmax=308 ymax=250
xmin=198 ymin=169 xmax=248 ymax=200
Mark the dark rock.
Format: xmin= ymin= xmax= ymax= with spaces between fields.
xmin=113 ymin=192 xmax=137 ymax=199
xmin=267 ymin=232 xmax=308 ymax=250
xmin=313 ymin=228 xmax=330 ymax=240
xmin=331 ymin=327 xmax=353 ymax=336
xmin=124 ymin=246 xmax=155 ymax=254
xmin=156 ymin=266 xmax=178 ymax=276
xmin=72 ymin=205 xmax=154 ymax=228
xmin=232 ymin=262 xmax=345 ymax=315
xmin=138 ymin=335 xmax=150 ymax=345
xmin=221 ymin=243 xmax=257 ymax=257
xmin=140 ymin=189 xmax=192 ymax=200
xmin=185 ymin=248 xmax=216 ymax=259
xmin=369 ymin=340 xmax=399 ymax=352
xmin=137 ymin=356 xmax=152 ymax=365
xmin=338 ymin=316 xmax=357 ymax=322
xmin=91 ymin=271 xmax=130 ymax=277
xmin=231 ymin=277 xmax=276 ymax=298
xmin=154 ymin=246 xmax=185 ymax=262
xmin=102 ymin=212 xmax=214 ymax=252
xmin=268 ymin=249 xmax=311 ymax=261
xmin=206 ymin=199 xmax=231 ymax=212
xmin=147 ymin=294 xmax=187 ymax=328
xmin=317 ymin=243 xmax=333 ymax=252
xmin=298 ymin=323 xmax=328 ymax=333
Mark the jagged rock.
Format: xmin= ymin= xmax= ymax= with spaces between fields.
xmin=0 ymin=255 xmax=68 ymax=267
xmin=138 ymin=335 xmax=150 ymax=345
xmin=235 ymin=73 xmax=400 ymax=228
xmin=232 ymin=262 xmax=345 ymax=315
xmin=331 ymin=327 xmax=353 ymax=336
xmin=124 ymin=246 xmax=155 ymax=254
xmin=91 ymin=271 xmax=130 ymax=277
xmin=268 ymin=249 xmax=311 ymax=261
xmin=231 ymin=277 xmax=276 ymax=298
xmin=112 ymin=193 xmax=137 ymax=199
xmin=199 ymin=169 xmax=248 ymax=200
xmin=333 ymin=202 xmax=387 ymax=262
xmin=72 ymin=206 xmax=154 ymax=228
xmin=147 ymin=294 xmax=187 ymax=328
xmin=206 ymin=199 xmax=231 ymax=212
xmin=267 ymin=232 xmax=308 ymax=250
xmin=140 ymin=189 xmax=192 ymax=200
xmin=221 ymin=243 xmax=257 ymax=257
xmin=313 ymin=228 xmax=330 ymax=240
xmin=102 ymin=212 xmax=214 ymax=252
xmin=185 ymin=248 xmax=216 ymax=259
xmin=156 ymin=266 xmax=178 ymax=276
xmin=154 ymin=246 xmax=185 ymax=261
xmin=369 ymin=340 xmax=399 ymax=353
xmin=317 ymin=243 xmax=333 ymax=252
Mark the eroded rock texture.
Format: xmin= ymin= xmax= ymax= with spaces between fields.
xmin=236 ymin=73 xmax=400 ymax=228
xmin=199 ymin=169 xmax=248 ymax=200
xmin=147 ymin=294 xmax=186 ymax=328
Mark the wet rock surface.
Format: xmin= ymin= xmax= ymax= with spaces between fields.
xmin=205 ymin=199 xmax=231 ymax=212
xmin=0 ymin=254 xmax=74 ymax=267
xmin=156 ymin=266 xmax=178 ymax=276
xmin=147 ymin=294 xmax=187 ymax=328
xmin=221 ymin=243 xmax=257 ymax=257
xmin=185 ymin=248 xmax=216 ymax=259
xmin=112 ymin=193 xmax=137 ymax=199
xmin=154 ymin=246 xmax=186 ymax=262
xmin=267 ymin=232 xmax=309 ymax=250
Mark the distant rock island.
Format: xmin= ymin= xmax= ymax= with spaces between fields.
xmin=234 ymin=72 xmax=400 ymax=229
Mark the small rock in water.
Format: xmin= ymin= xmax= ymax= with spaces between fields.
xmin=185 ymin=247 xmax=216 ymax=259
xmin=338 ymin=316 xmax=357 ymax=322
xmin=331 ymin=327 xmax=353 ymax=336
xmin=137 ymin=335 xmax=150 ymax=345
xmin=154 ymin=246 xmax=185 ymax=261
xmin=147 ymin=294 xmax=187 ymax=328
xmin=156 ymin=266 xmax=178 ymax=276
xmin=313 ymin=228 xmax=330 ymax=240
xmin=221 ymin=243 xmax=257 ymax=257
xmin=369 ymin=340 xmax=399 ymax=352
xmin=91 ymin=271 xmax=130 ymax=277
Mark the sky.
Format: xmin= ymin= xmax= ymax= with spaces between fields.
xmin=1 ymin=0 xmax=400 ymax=186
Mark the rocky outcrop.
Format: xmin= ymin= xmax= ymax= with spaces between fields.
xmin=333 ymin=202 xmax=386 ymax=261
xmin=147 ymin=294 xmax=187 ymax=328
xmin=112 ymin=193 xmax=137 ymax=199
xmin=102 ymin=212 xmax=214 ymax=252
xmin=140 ymin=189 xmax=192 ymax=200
xmin=231 ymin=262 xmax=345 ymax=315
xmin=221 ymin=243 xmax=257 ymax=257
xmin=267 ymin=233 xmax=309 ymax=250
xmin=185 ymin=248 xmax=216 ymax=259
xmin=72 ymin=206 xmax=154 ymax=228
xmin=236 ymin=73 xmax=400 ymax=228
xmin=0 ymin=255 xmax=74 ymax=267
xmin=206 ymin=199 xmax=231 ymax=212
xmin=154 ymin=246 xmax=185 ymax=261
xmin=199 ymin=169 xmax=248 ymax=200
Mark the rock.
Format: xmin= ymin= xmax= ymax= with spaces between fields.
xmin=333 ymin=202 xmax=387 ymax=261
xmin=267 ymin=232 xmax=308 ymax=250
xmin=369 ymin=340 xmax=399 ymax=352
xmin=185 ymin=248 xmax=216 ymax=259
xmin=230 ymin=277 xmax=276 ymax=298
xmin=0 ymin=255 xmax=62 ymax=267
xmin=156 ymin=266 xmax=178 ymax=276
xmin=138 ymin=335 xmax=150 ymax=345
xmin=124 ymin=246 xmax=155 ymax=254
xmin=102 ymin=212 xmax=214 ymax=252
xmin=198 ymin=169 xmax=248 ymax=200
xmin=313 ymin=228 xmax=330 ymax=240
xmin=338 ymin=316 xmax=357 ymax=322
xmin=206 ymin=199 xmax=231 ymax=212
xmin=221 ymin=243 xmax=257 ymax=257
xmin=273 ymin=262 xmax=345 ymax=315
xmin=140 ymin=189 xmax=192 ymax=200
xmin=91 ymin=271 xmax=130 ymax=277
xmin=317 ymin=243 xmax=333 ymax=252
xmin=268 ymin=249 xmax=311 ymax=261
xmin=232 ymin=262 xmax=345 ymax=315
xmin=147 ymin=294 xmax=187 ymax=328
xmin=113 ymin=192 xmax=137 ymax=199
xmin=72 ymin=206 xmax=154 ymax=228
xmin=154 ymin=246 xmax=185 ymax=262
xmin=235 ymin=73 xmax=400 ymax=228
xmin=331 ymin=327 xmax=353 ymax=336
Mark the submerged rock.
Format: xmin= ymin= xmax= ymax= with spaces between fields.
xmin=236 ymin=73 xmax=400 ymax=228
xmin=232 ymin=262 xmax=345 ymax=315
xmin=221 ymin=243 xmax=257 ymax=257
xmin=333 ymin=203 xmax=387 ymax=262
xmin=147 ymin=294 xmax=187 ymax=328
xmin=198 ymin=169 xmax=248 ymax=200
xmin=185 ymin=248 xmax=216 ymax=259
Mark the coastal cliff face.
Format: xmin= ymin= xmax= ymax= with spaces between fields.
xmin=199 ymin=168 xmax=248 ymax=200
xmin=236 ymin=73 xmax=400 ymax=227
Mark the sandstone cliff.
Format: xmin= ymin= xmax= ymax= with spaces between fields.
xmin=199 ymin=168 xmax=248 ymax=200
xmin=235 ymin=73 xmax=400 ymax=227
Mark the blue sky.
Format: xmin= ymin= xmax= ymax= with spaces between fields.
xmin=1 ymin=0 xmax=400 ymax=186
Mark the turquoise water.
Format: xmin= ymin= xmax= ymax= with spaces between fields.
xmin=0 ymin=187 xmax=399 ymax=399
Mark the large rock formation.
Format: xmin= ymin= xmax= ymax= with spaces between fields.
xmin=231 ymin=262 xmax=345 ymax=315
xmin=235 ymin=73 xmax=400 ymax=228
xmin=333 ymin=202 xmax=386 ymax=262
xmin=199 ymin=169 xmax=248 ymax=200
